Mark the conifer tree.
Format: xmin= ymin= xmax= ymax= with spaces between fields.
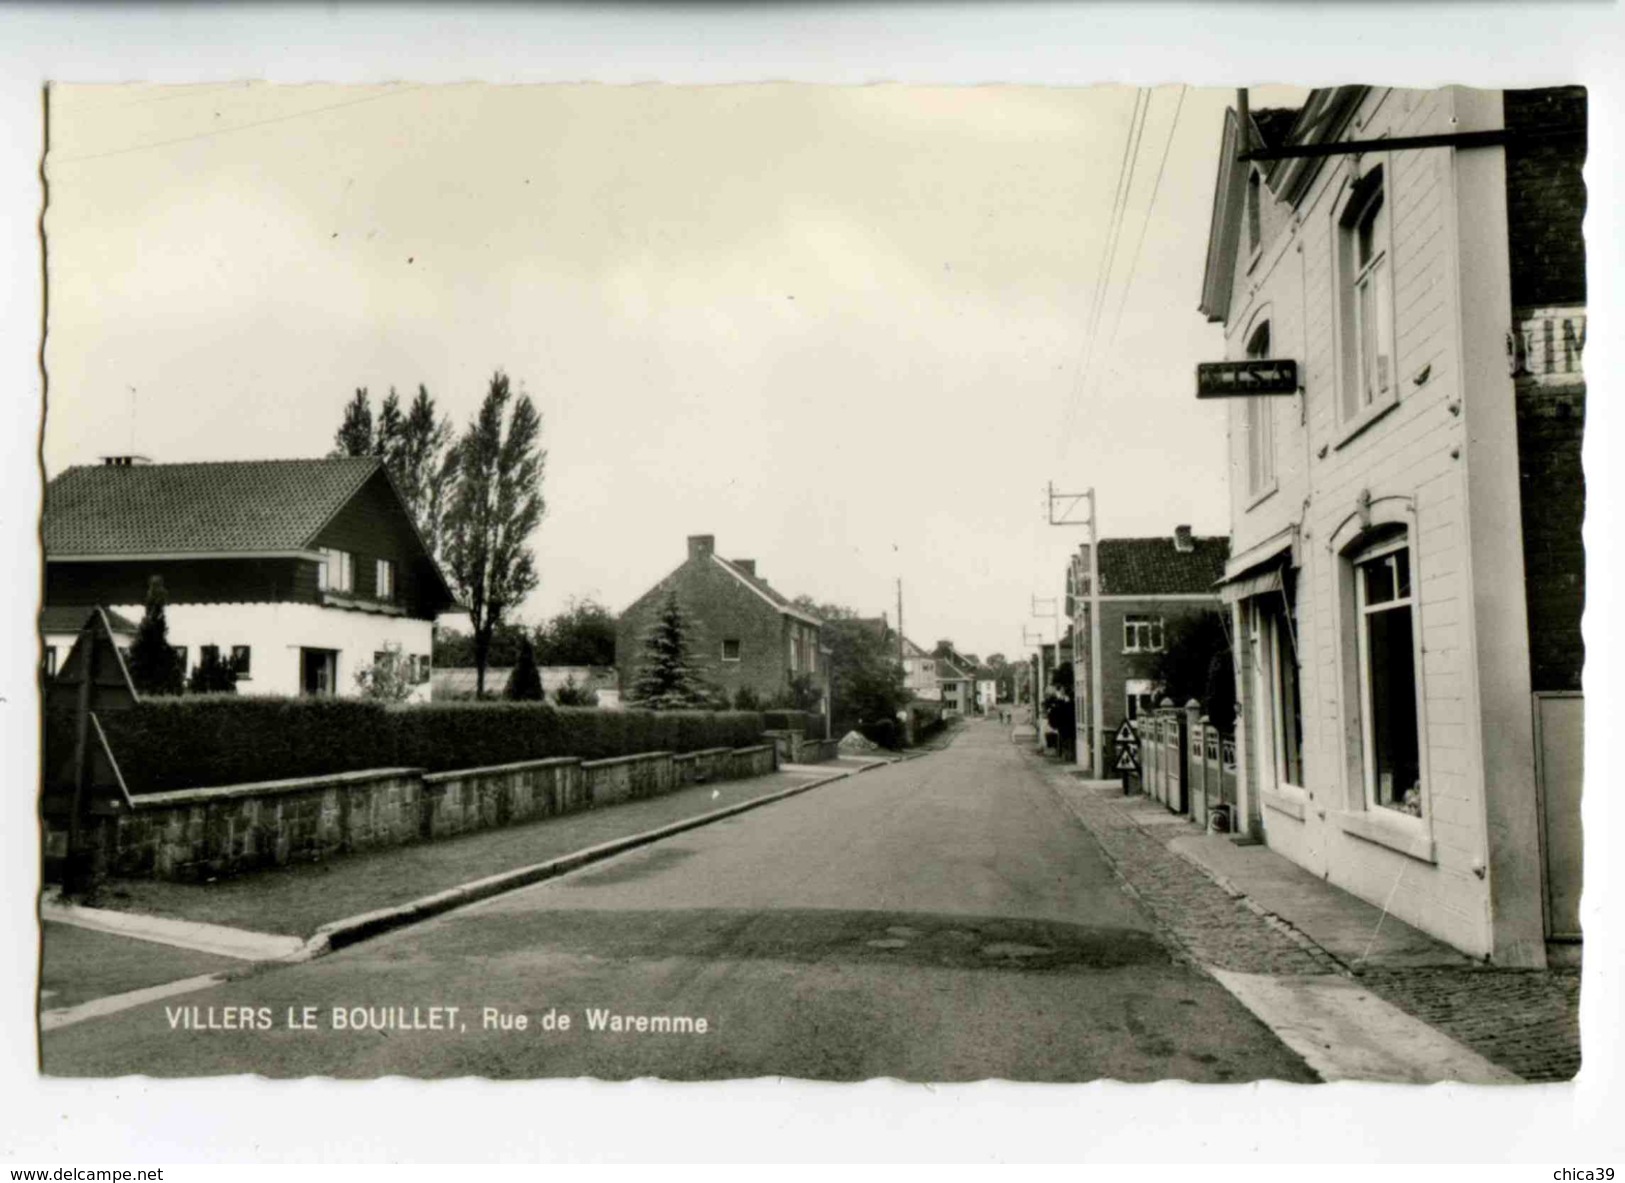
xmin=507 ymin=636 xmax=545 ymax=701
xmin=629 ymin=590 xmax=708 ymax=710
xmin=126 ymin=576 xmax=184 ymax=696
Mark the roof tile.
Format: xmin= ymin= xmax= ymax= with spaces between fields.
xmin=1097 ymin=536 xmax=1230 ymax=596
xmin=45 ymin=458 xmax=382 ymax=556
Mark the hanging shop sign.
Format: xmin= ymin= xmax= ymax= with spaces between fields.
xmin=1196 ymin=358 xmax=1299 ymax=398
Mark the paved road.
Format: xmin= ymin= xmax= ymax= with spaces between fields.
xmin=42 ymin=721 xmax=1315 ymax=1081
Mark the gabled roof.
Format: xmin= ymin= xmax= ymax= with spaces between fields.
xmin=710 ymin=554 xmax=824 ymax=627
xmin=1098 ymin=536 xmax=1230 ymax=596
xmin=40 ymin=605 xmax=138 ymax=635
xmin=45 ymin=457 xmax=382 ymax=557
xmin=1199 ymin=89 xmax=1367 ymax=324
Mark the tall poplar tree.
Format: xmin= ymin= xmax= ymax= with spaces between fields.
xmin=441 ymin=371 xmax=546 ymax=696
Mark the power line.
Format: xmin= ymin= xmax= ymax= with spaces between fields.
xmin=49 ymin=85 xmax=426 ymax=166
xmin=1096 ymin=85 xmax=1189 ymax=389
xmin=1057 ymin=88 xmax=1147 ymax=450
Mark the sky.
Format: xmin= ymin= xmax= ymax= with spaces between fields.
xmin=44 ymin=82 xmax=1305 ymax=657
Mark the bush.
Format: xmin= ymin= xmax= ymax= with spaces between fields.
xmin=97 ymin=696 xmax=768 ymax=793
xmin=762 ymin=710 xmax=820 ymax=734
xmin=858 ymin=718 xmax=902 ymax=750
xmin=101 ymin=696 xmax=395 ymax=795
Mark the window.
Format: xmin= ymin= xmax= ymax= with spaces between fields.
xmin=721 ymin=639 xmax=742 ymax=663
xmin=1338 ymin=167 xmax=1396 ymax=428
xmin=1257 ymin=597 xmax=1303 ymax=789
xmin=43 ymin=646 xmax=57 ymax=678
xmin=174 ymin=646 xmax=189 ymax=674
xmin=414 ymin=655 xmax=431 ymax=684
xmin=1246 ymin=169 xmax=1263 ymax=258
xmin=1244 ymin=321 xmax=1276 ymax=498
xmin=1125 ymin=678 xmax=1155 ymax=721
xmin=375 ymin=559 xmax=395 ymax=601
xmin=318 ymin=547 xmax=354 ymax=593
xmin=200 ymin=644 xmax=220 ymax=668
xmin=1354 ymin=539 xmax=1422 ymax=816
xmin=231 ymin=646 xmax=252 ymax=677
xmin=1123 ymin=614 xmax=1164 ymax=653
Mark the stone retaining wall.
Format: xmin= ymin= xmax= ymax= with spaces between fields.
xmin=87 ymin=744 xmax=779 ymax=883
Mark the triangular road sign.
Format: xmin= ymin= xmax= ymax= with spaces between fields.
xmin=1115 ymin=747 xmax=1140 ymax=771
xmin=1113 ymin=720 xmax=1137 ymax=745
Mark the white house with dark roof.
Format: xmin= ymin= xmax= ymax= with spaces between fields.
xmin=43 ymin=456 xmax=458 ymax=698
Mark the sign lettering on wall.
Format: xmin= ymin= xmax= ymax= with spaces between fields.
xmin=1195 ymin=358 xmax=1300 ymax=398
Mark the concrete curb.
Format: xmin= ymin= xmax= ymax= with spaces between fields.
xmin=41 ymin=899 xmax=305 ymax=962
xmin=289 ymin=763 xmax=870 ymax=963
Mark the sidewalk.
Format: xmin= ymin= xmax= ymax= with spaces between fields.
xmin=1040 ymin=757 xmax=1580 ymax=1082
xmin=75 ymin=764 xmax=867 ymax=941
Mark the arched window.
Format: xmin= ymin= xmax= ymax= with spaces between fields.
xmin=1337 ymin=165 xmax=1396 ymax=428
xmin=1244 ymin=318 xmax=1276 ymax=498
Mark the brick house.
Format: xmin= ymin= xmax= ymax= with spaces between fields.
xmin=43 ymin=456 xmax=457 ymax=698
xmin=1198 ymin=87 xmax=1585 ymax=966
xmin=1071 ymin=527 xmax=1230 ymax=755
xmin=616 ymin=534 xmax=830 ymax=719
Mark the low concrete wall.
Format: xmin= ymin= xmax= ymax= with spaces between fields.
xmin=421 ymin=757 xmax=582 ymax=839
xmin=581 ymin=751 xmax=675 ymax=806
xmin=106 ymin=768 xmax=425 ymax=881
xmin=82 ymin=745 xmax=776 ymax=884
xmin=796 ymin=738 xmax=841 ymax=764
xmin=673 ymin=747 xmax=735 ymax=786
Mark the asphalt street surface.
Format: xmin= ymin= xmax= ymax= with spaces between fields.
xmin=42 ymin=721 xmax=1316 ymax=1081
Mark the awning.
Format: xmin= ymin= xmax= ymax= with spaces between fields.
xmin=1218 ymin=564 xmax=1283 ymax=604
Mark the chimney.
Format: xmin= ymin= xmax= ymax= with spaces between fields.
xmin=1174 ymin=525 xmax=1194 ymax=553
xmin=733 ymin=559 xmax=756 ymax=576
xmin=687 ymin=534 xmax=715 ymax=562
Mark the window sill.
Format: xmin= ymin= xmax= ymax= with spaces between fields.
xmin=1332 ymin=396 xmax=1401 ymax=452
xmin=1261 ymin=785 xmax=1307 ymax=821
xmin=1244 ymin=482 xmax=1279 ymax=512
xmin=320 ymin=591 xmax=406 ymax=616
xmin=1333 ymin=808 xmax=1435 ymax=864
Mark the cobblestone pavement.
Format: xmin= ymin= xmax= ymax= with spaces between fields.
xmin=1037 ymin=755 xmax=1581 ymax=1082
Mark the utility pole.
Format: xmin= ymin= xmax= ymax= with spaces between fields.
xmin=896 ymin=577 xmax=905 ymax=671
xmin=1022 ymin=625 xmax=1047 ymax=753
xmin=1047 ymin=482 xmax=1101 ymax=773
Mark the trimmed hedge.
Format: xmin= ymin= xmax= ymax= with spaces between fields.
xmin=97 ymin=696 xmax=767 ymax=795
xmin=762 ymin=710 xmax=823 ymax=734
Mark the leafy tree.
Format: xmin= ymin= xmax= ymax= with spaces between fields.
xmin=507 ymin=637 xmax=545 ymax=701
xmin=331 ymin=388 xmax=376 ymax=458
xmin=331 ymin=384 xmax=458 ymax=560
xmin=433 ymin=622 xmax=533 ymax=670
xmin=628 ymin=590 xmax=709 ymax=709
xmin=822 ymin=615 xmax=909 ymax=736
xmin=1149 ymin=611 xmax=1236 ymax=730
xmin=126 ymin=576 xmax=184 ymax=696
xmin=768 ymin=672 xmax=824 ymax=714
xmin=554 ymin=676 xmax=598 ymax=707
xmin=186 ymin=649 xmax=239 ymax=695
xmin=535 ymin=597 xmax=617 ymax=666
xmin=442 ymin=371 xmax=546 ymax=697
xmin=731 ymin=685 xmax=763 ymax=712
xmin=1044 ymin=661 xmax=1075 ymax=757
xmin=354 ymin=648 xmax=416 ymax=702
xmin=393 ymin=385 xmax=457 ymax=560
